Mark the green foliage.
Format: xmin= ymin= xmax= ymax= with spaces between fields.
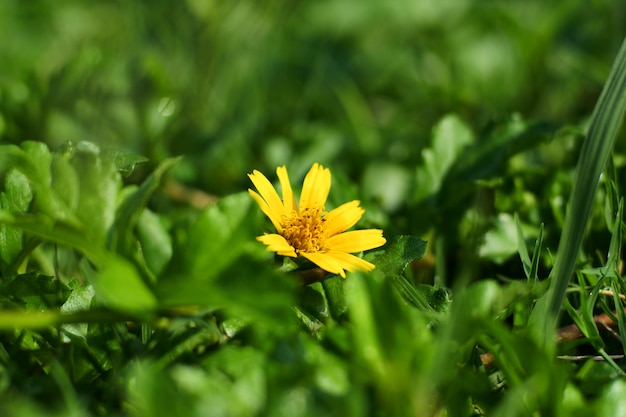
xmin=531 ymin=37 xmax=626 ymax=348
xmin=2 ymin=1 xmax=626 ymax=416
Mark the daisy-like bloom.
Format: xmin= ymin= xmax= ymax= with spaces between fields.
xmin=248 ymin=163 xmax=386 ymax=278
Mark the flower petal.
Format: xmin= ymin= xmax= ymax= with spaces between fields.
xmin=248 ymin=189 xmax=283 ymax=232
xmin=326 ymin=229 xmax=386 ymax=253
xmin=248 ymin=169 xmax=286 ymax=231
xmin=325 ymin=200 xmax=364 ymax=236
xmin=301 ymin=251 xmax=346 ymax=278
xmin=325 ymin=251 xmax=376 ymax=273
xmin=257 ymin=234 xmax=297 ymax=257
xmin=276 ymin=165 xmax=296 ymax=214
xmin=299 ymin=163 xmax=331 ymax=210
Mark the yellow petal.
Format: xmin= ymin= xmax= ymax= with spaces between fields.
xmin=299 ymin=163 xmax=331 ymax=209
xmin=326 ymin=229 xmax=386 ymax=253
xmin=248 ymin=170 xmax=286 ymax=231
xmin=325 ymin=251 xmax=376 ymax=273
xmin=301 ymin=251 xmax=346 ymax=278
xmin=324 ymin=200 xmax=364 ymax=236
xmin=257 ymin=234 xmax=297 ymax=257
xmin=248 ymin=189 xmax=283 ymax=233
xmin=276 ymin=165 xmax=296 ymax=214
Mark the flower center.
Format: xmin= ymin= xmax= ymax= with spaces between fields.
xmin=282 ymin=207 xmax=327 ymax=254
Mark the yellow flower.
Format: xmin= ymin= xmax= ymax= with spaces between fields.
xmin=248 ymin=163 xmax=386 ymax=278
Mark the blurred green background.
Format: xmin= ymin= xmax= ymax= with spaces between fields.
xmin=4 ymin=2 xmax=626 ymax=416
xmin=1 ymin=0 xmax=625 ymax=282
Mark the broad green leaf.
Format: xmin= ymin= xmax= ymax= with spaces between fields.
xmin=304 ymin=339 xmax=350 ymax=396
xmin=20 ymin=141 xmax=52 ymax=187
xmin=414 ymin=114 xmax=474 ymax=202
xmin=209 ymin=252 xmax=297 ymax=321
xmin=362 ymin=162 xmax=412 ymax=211
xmin=105 ymin=149 xmax=149 ymax=177
xmin=110 ymin=156 xmax=181 ymax=256
xmin=156 ymin=191 xmax=296 ymax=320
xmin=597 ymin=380 xmax=626 ymax=415
xmin=0 ymin=169 xmax=32 ymax=274
xmin=125 ymin=360 xmax=194 ymax=417
xmin=50 ymin=152 xmax=80 ymax=211
xmin=322 ymin=276 xmax=348 ymax=321
xmin=0 ymin=144 xmax=33 ymax=180
xmin=92 ymin=256 xmax=157 ymax=313
xmin=368 ymin=235 xmax=427 ymax=277
xmin=0 ymin=272 xmax=69 ymax=310
xmin=157 ymin=192 xmax=255 ymax=291
xmin=0 ymin=141 xmax=123 ymax=265
xmin=366 ymin=235 xmax=431 ymax=310
xmin=18 ymin=141 xmax=71 ymax=219
xmin=136 ymin=209 xmax=173 ymax=277
xmin=198 ymin=347 xmax=267 ymax=415
xmin=414 ymin=284 xmax=450 ymax=312
xmin=3 ymin=169 xmax=32 ymax=212
xmin=297 ymin=283 xmax=329 ymax=325
xmin=456 ymin=279 xmax=501 ymax=321
xmin=437 ymin=117 xmax=553 ymax=211
xmin=1 ymin=212 xmax=108 ymax=265
xmin=69 ymin=141 xmax=120 ymax=244
xmin=60 ymin=280 xmax=96 ymax=340
xmin=479 ymin=213 xmax=518 ymax=263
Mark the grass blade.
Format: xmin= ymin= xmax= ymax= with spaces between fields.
xmin=530 ymin=37 xmax=626 ymax=346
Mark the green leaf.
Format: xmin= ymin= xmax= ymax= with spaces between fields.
xmin=414 ymin=114 xmax=474 ymax=202
xmin=105 ymin=149 xmax=149 ymax=177
xmin=0 ymin=141 xmax=127 ymax=265
xmin=69 ymin=141 xmax=120 ymax=244
xmin=296 ymin=283 xmax=329 ymax=325
xmin=322 ymin=276 xmax=348 ymax=321
xmin=362 ymin=162 xmax=412 ymax=211
xmin=1 ymin=213 xmax=108 ymax=265
xmin=18 ymin=141 xmax=64 ymax=217
xmin=60 ymin=280 xmax=96 ymax=340
xmin=0 ymin=272 xmax=69 ymax=310
xmin=368 ymin=235 xmax=427 ymax=277
xmin=437 ymin=117 xmax=553 ymax=211
xmin=597 ymin=380 xmax=626 ymax=416
xmin=50 ymin=151 xmax=80 ymax=211
xmin=0 ymin=169 xmax=32 ymax=274
xmin=414 ymin=284 xmax=450 ymax=312
xmin=532 ymin=37 xmax=626 ymax=345
xmin=366 ymin=235 xmax=432 ymax=310
xmin=156 ymin=191 xmax=296 ymax=319
xmin=157 ymin=192 xmax=256 ymax=290
xmin=110 ymin=156 xmax=181 ymax=256
xmin=479 ymin=213 xmax=518 ymax=263
xmin=92 ymin=256 xmax=157 ymax=313
xmin=0 ymin=144 xmax=33 ymax=180
xmin=136 ymin=209 xmax=173 ymax=277
xmin=3 ymin=169 xmax=32 ymax=212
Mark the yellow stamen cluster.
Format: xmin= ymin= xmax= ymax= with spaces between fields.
xmin=282 ymin=207 xmax=327 ymax=254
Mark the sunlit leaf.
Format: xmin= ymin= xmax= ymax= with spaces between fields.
xmin=368 ymin=235 xmax=427 ymax=277
xmin=92 ymin=256 xmax=157 ymax=313
xmin=414 ymin=114 xmax=474 ymax=203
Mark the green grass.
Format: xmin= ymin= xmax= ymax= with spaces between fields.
xmin=2 ymin=1 xmax=626 ymax=416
